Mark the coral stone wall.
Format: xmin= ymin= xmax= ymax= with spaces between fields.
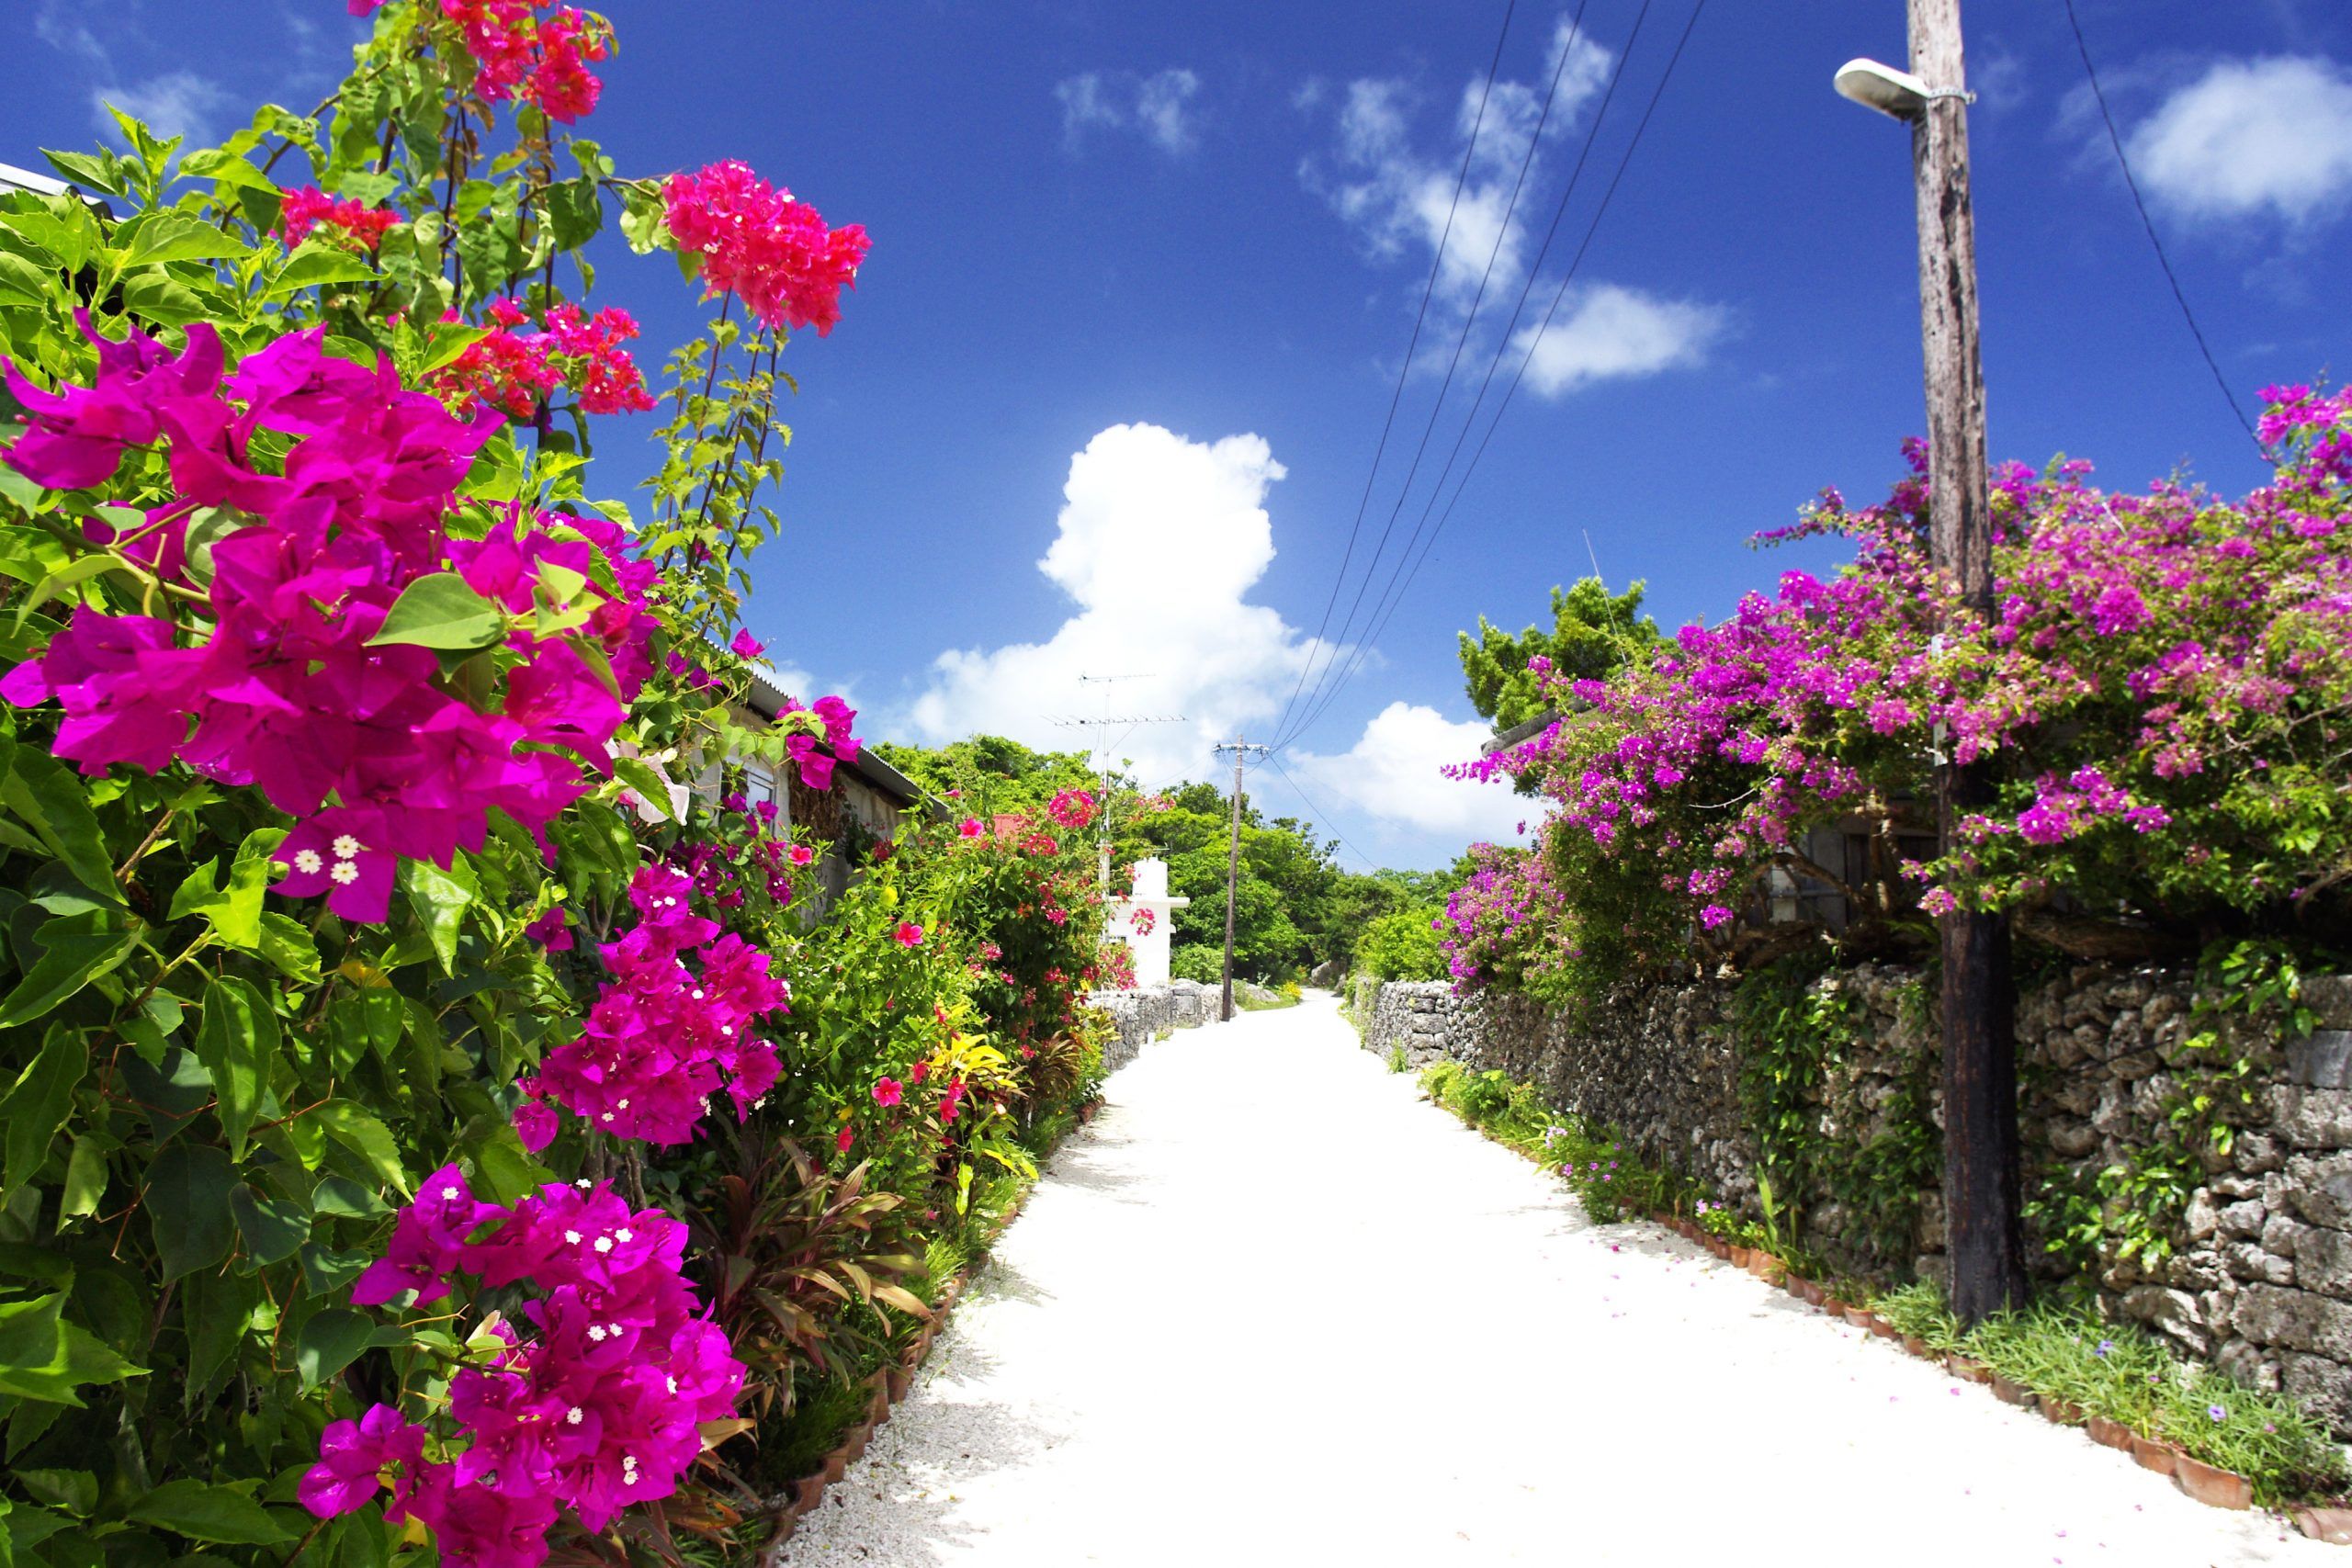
xmin=1091 ymin=979 xmax=1221 ymax=1072
xmin=1356 ymin=966 xmax=2352 ymax=1429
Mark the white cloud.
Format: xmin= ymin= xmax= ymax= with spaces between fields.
xmin=899 ymin=424 xmax=1521 ymax=866
xmin=1292 ymin=702 xmax=1526 ymax=846
xmin=1510 ymin=282 xmax=1727 ymax=398
xmin=95 ymin=72 xmax=236 ymax=150
xmin=1054 ymin=68 xmax=1202 ymax=155
xmin=2128 ymin=56 xmax=2352 ymax=225
xmin=1302 ymin=11 xmax=1724 ymax=397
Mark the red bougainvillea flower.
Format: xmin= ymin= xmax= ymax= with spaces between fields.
xmin=661 ymin=160 xmax=870 ymax=333
xmin=872 ymin=1077 xmax=903 ymax=1108
xmin=894 ymin=921 xmax=924 ymax=948
xmin=429 ymin=299 xmax=654 ymax=421
xmin=277 ymin=186 xmax=400 ymax=252
xmin=1047 ymin=787 xmax=1096 ymax=830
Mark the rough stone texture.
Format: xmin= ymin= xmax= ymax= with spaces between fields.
xmin=1358 ymin=964 xmax=2352 ymax=1434
xmin=1090 ymin=980 xmax=1218 ymax=1072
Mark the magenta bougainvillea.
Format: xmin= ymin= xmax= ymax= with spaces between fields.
xmin=312 ymin=1168 xmax=745 ymax=1568
xmin=525 ymin=864 xmax=787 ymax=1146
xmin=0 ymin=318 xmax=657 ymax=922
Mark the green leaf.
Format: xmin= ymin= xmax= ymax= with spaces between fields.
xmin=0 ymin=1025 xmax=87 ymax=1205
xmin=266 ymin=243 xmax=377 ymax=297
xmin=399 ymin=858 xmax=476 ymax=976
xmin=56 ymin=1136 xmax=107 ymax=1228
xmin=314 ymin=1100 xmax=408 ymax=1196
xmin=167 ymin=829 xmax=279 ymax=952
xmin=175 ymin=149 xmax=277 ymax=195
xmin=14 ymin=1470 xmax=95 ymax=1517
xmin=192 ymin=976 xmax=277 ymax=1160
xmin=118 ymin=270 xmax=216 ymax=328
xmin=294 ymin=1307 xmax=374 ymax=1391
xmin=366 ymin=573 xmax=506 ymax=651
xmin=416 ymin=323 xmax=489 ymax=378
xmin=119 ymin=211 xmax=253 ymax=269
xmin=0 ymin=1294 xmax=141 ymax=1406
xmin=178 ymin=1268 xmax=255 ymax=1411
xmin=228 ymin=1184 xmax=309 ymax=1268
xmin=464 ymin=1121 xmax=552 ymax=1208
xmin=0 ymin=251 xmax=54 ymax=310
xmin=127 ymin=1481 xmax=291 ymax=1547
xmin=0 ymin=911 xmax=133 ymax=1029
xmin=145 ymin=1144 xmax=235 ymax=1282
xmin=38 ymin=149 xmax=123 ymax=197
xmin=255 ymin=912 xmax=322 ymax=986
xmin=609 ymin=757 xmax=677 ymax=823
xmin=1 ymin=750 xmax=120 ymax=904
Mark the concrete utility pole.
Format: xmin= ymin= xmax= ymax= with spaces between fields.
xmin=1210 ymin=738 xmax=1271 ymax=1021
xmin=1836 ymin=0 xmax=2023 ymax=1323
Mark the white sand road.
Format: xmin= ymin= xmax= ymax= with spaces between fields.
xmin=780 ymin=991 xmax=2338 ymax=1567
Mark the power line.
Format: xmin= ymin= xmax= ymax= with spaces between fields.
xmin=1265 ymin=753 xmax=1382 ymax=874
xmin=1267 ymin=0 xmax=1521 ymax=748
xmin=1280 ymin=0 xmax=1705 ymax=755
xmin=2061 ymin=0 xmax=2256 ymax=446
xmin=1278 ymin=0 xmax=1601 ymax=750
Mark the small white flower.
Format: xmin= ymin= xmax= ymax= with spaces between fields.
xmin=564 ymin=1229 xmax=582 ymax=1246
xmin=616 ymin=1099 xmax=630 ymax=1110
xmin=588 ymin=1325 xmax=608 ymax=1342
xmin=720 ymin=1025 xmax=733 ymax=1037
xmin=441 ymin=1185 xmax=460 ymax=1201
xmin=332 ymin=834 xmax=363 ymax=860
xmin=566 ymin=1406 xmax=583 ymax=1425
xmin=615 ymin=1228 xmax=632 ymax=1244
xmin=599 ymin=1111 xmax=615 ymax=1123
xmin=329 ymin=862 xmax=360 ymax=885
xmin=294 ymin=849 xmax=324 ymax=874
xmin=594 ymin=1236 xmax=614 ymax=1254
xmin=666 ymin=1375 xmax=678 ymax=1393
xmin=691 ymin=988 xmax=705 ymax=1000
xmin=576 ymin=1179 xmax=593 ymax=1190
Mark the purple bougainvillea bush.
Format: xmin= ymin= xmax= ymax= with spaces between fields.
xmin=1445 ymin=401 xmax=2352 ymax=1000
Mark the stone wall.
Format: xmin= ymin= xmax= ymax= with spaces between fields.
xmin=1358 ymin=964 xmax=2352 ymax=1429
xmin=1090 ymin=979 xmax=1221 ymax=1073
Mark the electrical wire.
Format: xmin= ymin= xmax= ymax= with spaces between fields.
xmin=2061 ymin=0 xmax=2256 ymax=446
xmin=1266 ymin=754 xmax=1381 ymax=873
xmin=1266 ymin=0 xmax=1522 ymax=748
xmin=1277 ymin=0 xmax=1601 ymax=749
xmin=1278 ymin=0 xmax=1706 ymax=755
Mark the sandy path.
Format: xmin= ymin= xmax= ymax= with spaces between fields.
xmin=781 ymin=991 xmax=2331 ymax=1567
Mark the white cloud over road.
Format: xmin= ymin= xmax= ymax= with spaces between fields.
xmin=2127 ymin=56 xmax=2352 ymax=227
xmin=901 ymin=423 xmax=1514 ymax=865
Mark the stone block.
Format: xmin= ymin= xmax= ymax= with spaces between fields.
xmin=2223 ymin=1242 xmax=2291 ymax=1286
xmin=2110 ymin=1049 xmax=2160 ymax=1082
xmin=2219 ymin=1198 xmax=2267 ymax=1239
xmin=2216 ymin=1335 xmax=2281 ymax=1393
xmin=2048 ymin=1120 xmax=2100 ymax=1158
xmin=2292 ymin=1031 xmax=2352 ymax=1090
xmin=2282 ymin=1350 xmax=2352 ymax=1428
xmin=2305 ymin=976 xmax=2352 ymax=1032
xmin=2265 ymin=1213 xmax=2307 ymax=1258
xmin=2185 ymin=1190 xmax=2221 ymax=1242
xmin=2232 ymin=1283 xmax=2352 ymax=1360
xmin=2234 ymin=1132 xmax=2284 ymax=1176
xmin=2299 ymin=1227 xmax=2352 ymax=1301
xmin=2124 ymin=1283 xmax=2212 ymax=1354
xmin=2275 ymin=1088 xmax=2352 ymax=1152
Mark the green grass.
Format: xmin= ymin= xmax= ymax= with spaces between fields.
xmin=1868 ymin=1281 xmax=2346 ymax=1506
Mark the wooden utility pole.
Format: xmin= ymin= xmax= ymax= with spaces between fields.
xmin=1210 ymin=738 xmax=1270 ymax=1021
xmin=1907 ymin=0 xmax=2024 ymax=1322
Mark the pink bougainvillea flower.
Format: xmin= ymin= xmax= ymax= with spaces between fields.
xmin=299 ymin=1404 xmax=426 ymax=1517
xmin=277 ymin=186 xmax=400 ymax=252
xmin=893 ymin=921 xmax=923 ymax=948
xmin=661 ymin=161 xmax=870 ymax=333
xmin=351 ymin=1164 xmax=496 ymax=1306
xmin=1 ymin=313 xmax=223 ymax=490
xmin=524 ymin=907 xmax=574 ymax=953
xmin=1046 ymin=787 xmax=1095 ymax=830
xmin=871 ymin=1077 xmax=902 ymax=1108
xmin=512 ymin=1098 xmax=559 ymax=1154
xmin=274 ymin=813 xmax=401 ymax=925
xmin=958 ymin=818 xmax=983 ymax=839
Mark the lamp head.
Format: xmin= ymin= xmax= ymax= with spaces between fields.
xmin=1834 ymin=57 xmax=1932 ymax=121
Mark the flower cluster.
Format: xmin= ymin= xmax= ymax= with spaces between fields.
xmin=1449 ymin=389 xmax=2352 ymax=962
xmin=526 ymin=865 xmax=787 ymax=1146
xmin=309 ymin=1168 xmax=745 ymax=1568
xmin=1095 ymin=940 xmax=1136 ymax=991
xmin=1046 ymin=787 xmax=1096 ymax=830
xmin=771 ymin=693 xmax=861 ymax=790
xmin=661 ymin=160 xmax=871 ymax=334
xmin=277 ymin=186 xmax=400 ymax=251
xmin=1126 ymin=905 xmax=1156 ymax=936
xmin=0 ymin=318 xmax=657 ymax=921
xmin=430 ymin=299 xmax=656 ymax=420
xmin=440 ymin=0 xmax=613 ymax=123
xmin=670 ymin=790 xmax=798 ymax=911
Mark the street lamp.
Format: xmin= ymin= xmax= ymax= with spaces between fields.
xmin=1833 ymin=58 xmax=1932 ymax=120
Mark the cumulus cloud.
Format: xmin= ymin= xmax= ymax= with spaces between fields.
xmin=1291 ymin=702 xmax=1526 ymax=848
xmin=2127 ymin=56 xmax=2352 ymax=226
xmin=1055 ymin=68 xmax=1202 ymax=155
xmin=1510 ymin=283 xmax=1726 ymax=397
xmin=1301 ymin=10 xmax=1724 ymax=399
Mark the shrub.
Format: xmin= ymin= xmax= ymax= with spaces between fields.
xmin=1356 ymin=904 xmax=1450 ymax=981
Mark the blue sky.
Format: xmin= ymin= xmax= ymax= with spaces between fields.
xmin=11 ymin=0 xmax=2352 ymax=869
